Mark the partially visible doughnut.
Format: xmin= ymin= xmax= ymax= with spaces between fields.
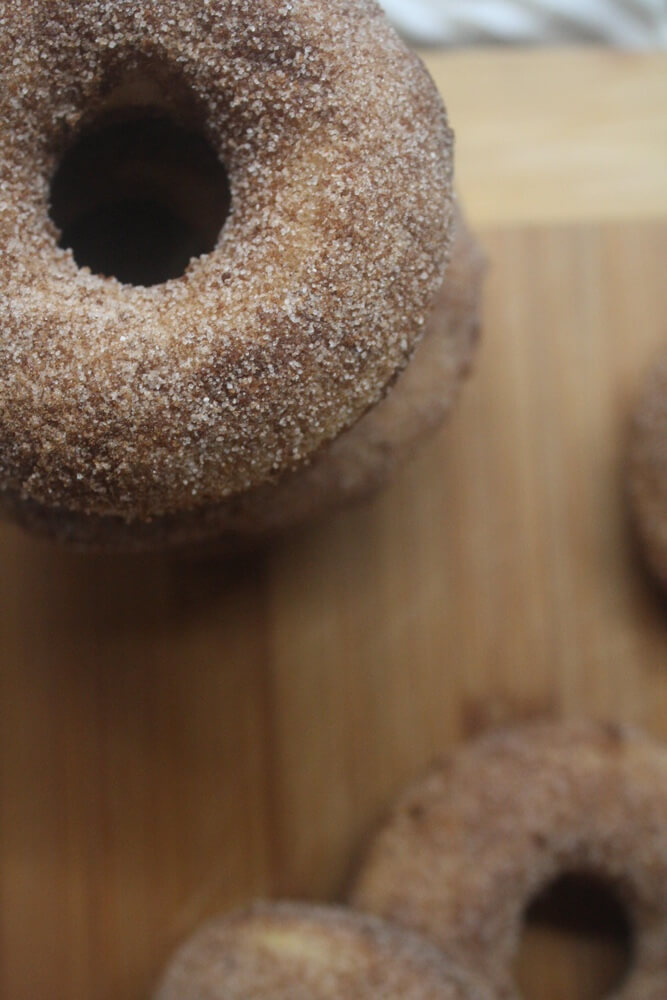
xmin=628 ymin=348 xmax=667 ymax=590
xmin=0 ymin=0 xmax=459 ymax=549
xmin=351 ymin=721 xmax=667 ymax=1000
xmin=154 ymin=901 xmax=494 ymax=999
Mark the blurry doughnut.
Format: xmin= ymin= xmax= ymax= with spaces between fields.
xmin=154 ymin=901 xmax=494 ymax=999
xmin=351 ymin=721 xmax=667 ymax=1000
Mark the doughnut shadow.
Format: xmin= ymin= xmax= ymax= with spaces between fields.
xmin=5 ymin=524 xmax=268 ymax=641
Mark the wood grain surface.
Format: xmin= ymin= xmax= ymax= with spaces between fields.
xmin=431 ymin=48 xmax=667 ymax=227
xmin=1 ymin=49 xmax=666 ymax=1000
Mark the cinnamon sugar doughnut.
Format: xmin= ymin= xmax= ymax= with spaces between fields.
xmin=154 ymin=902 xmax=493 ymax=999
xmin=4 ymin=208 xmax=483 ymax=550
xmin=351 ymin=722 xmax=667 ymax=1000
xmin=0 ymin=0 xmax=465 ymax=550
xmin=628 ymin=348 xmax=667 ymax=590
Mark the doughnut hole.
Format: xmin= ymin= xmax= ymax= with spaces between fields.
xmin=514 ymin=872 xmax=634 ymax=1000
xmin=49 ymin=113 xmax=230 ymax=286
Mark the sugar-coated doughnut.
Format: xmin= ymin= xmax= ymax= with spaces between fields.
xmin=351 ymin=722 xmax=667 ymax=1000
xmin=628 ymin=348 xmax=667 ymax=590
xmin=154 ymin=901 xmax=494 ymax=999
xmin=3 ymin=208 xmax=483 ymax=550
xmin=0 ymin=0 xmax=464 ymax=550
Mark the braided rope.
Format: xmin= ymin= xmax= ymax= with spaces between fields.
xmin=379 ymin=0 xmax=667 ymax=47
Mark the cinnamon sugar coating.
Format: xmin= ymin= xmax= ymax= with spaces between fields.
xmin=351 ymin=722 xmax=667 ymax=1000
xmin=628 ymin=348 xmax=667 ymax=590
xmin=1 ymin=208 xmax=482 ymax=550
xmin=154 ymin=902 xmax=493 ymax=999
xmin=0 ymin=0 xmax=454 ymax=533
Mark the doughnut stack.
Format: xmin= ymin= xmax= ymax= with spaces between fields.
xmin=0 ymin=0 xmax=484 ymax=551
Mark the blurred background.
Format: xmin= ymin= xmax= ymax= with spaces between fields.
xmin=379 ymin=0 xmax=667 ymax=47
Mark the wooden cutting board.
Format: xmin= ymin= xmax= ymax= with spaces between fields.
xmin=1 ymin=49 xmax=665 ymax=1000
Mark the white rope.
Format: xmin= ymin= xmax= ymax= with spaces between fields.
xmin=379 ymin=0 xmax=667 ymax=47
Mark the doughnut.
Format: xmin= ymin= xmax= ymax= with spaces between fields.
xmin=628 ymin=348 xmax=667 ymax=590
xmin=3 ymin=207 xmax=483 ymax=550
xmin=154 ymin=901 xmax=494 ymax=999
xmin=0 ymin=0 xmax=468 ymax=551
xmin=351 ymin=721 xmax=667 ymax=1000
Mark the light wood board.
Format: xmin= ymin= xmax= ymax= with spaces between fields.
xmin=1 ymin=49 xmax=666 ymax=1000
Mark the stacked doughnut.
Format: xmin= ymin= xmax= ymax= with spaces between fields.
xmin=155 ymin=722 xmax=667 ymax=997
xmin=0 ymin=0 xmax=483 ymax=551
